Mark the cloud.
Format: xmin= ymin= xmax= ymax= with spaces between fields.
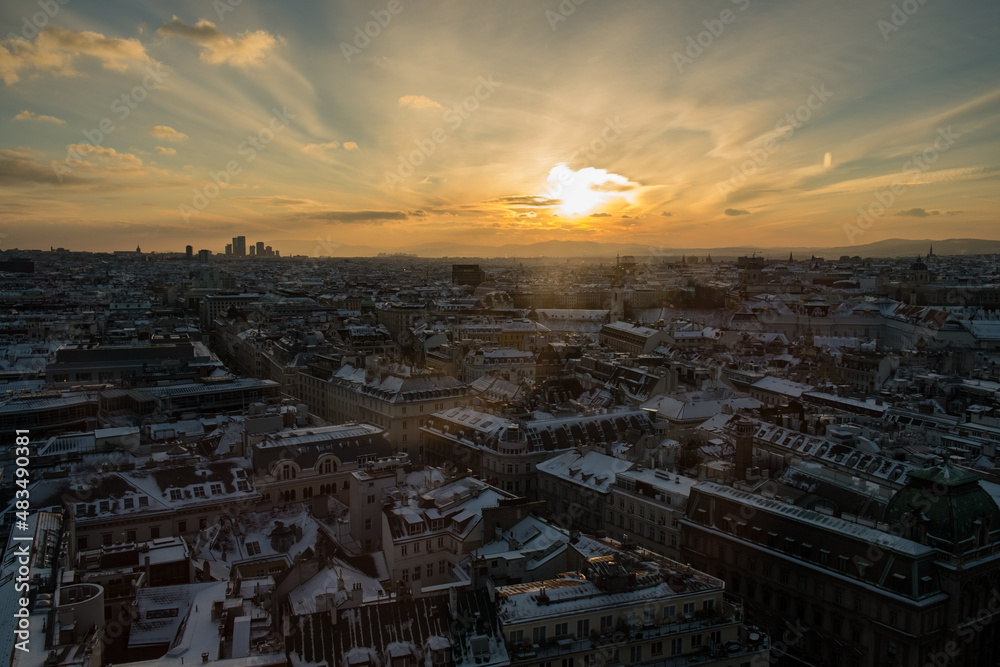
xmin=408 ymin=210 xmax=427 ymax=217
xmin=235 ymin=195 xmax=323 ymax=208
xmin=14 ymin=110 xmax=65 ymax=125
xmin=149 ymin=125 xmax=188 ymax=142
xmin=724 ymin=208 xmax=750 ymax=216
xmin=398 ymin=95 xmax=443 ymax=111
xmin=661 ymin=211 xmax=673 ymax=217
xmin=589 ymin=212 xmax=611 ymax=217
xmin=896 ymin=208 xmax=946 ymax=217
xmin=157 ymin=17 xmax=278 ymax=67
xmin=62 ymin=144 xmax=145 ymax=172
xmin=343 ymin=142 xmax=359 ymax=151
xmin=489 ymin=195 xmax=561 ymax=207
xmin=0 ymin=27 xmax=153 ymax=85
xmin=590 ymin=181 xmax=636 ymax=193
xmin=156 ymin=146 xmax=176 ymax=155
xmin=0 ymin=148 xmax=73 ymax=185
xmin=946 ymin=210 xmax=964 ymax=215
xmin=307 ymin=210 xmax=409 ymax=223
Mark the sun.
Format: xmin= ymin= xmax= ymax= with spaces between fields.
xmin=545 ymin=164 xmax=637 ymax=217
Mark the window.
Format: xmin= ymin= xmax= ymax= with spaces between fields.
xmin=576 ymin=619 xmax=590 ymax=637
xmin=123 ymin=498 xmax=134 ymax=509
xmin=138 ymin=496 xmax=149 ymax=507
xmin=413 ymin=567 xmax=421 ymax=580
xmin=629 ymin=646 xmax=642 ymax=663
xmin=194 ymin=486 xmax=207 ymax=498
xmin=178 ymin=521 xmax=187 ymax=532
xmin=601 ymin=614 xmax=613 ymax=631
xmin=99 ymin=500 xmax=110 ymax=513
xmin=151 ymin=526 xmax=160 ymax=539
xmin=426 ymin=564 xmax=433 ymax=578
xmin=683 ymin=602 xmax=695 ymax=616
xmin=651 ymin=642 xmax=663 ymax=656
xmin=402 ymin=569 xmax=409 ymax=582
xmin=368 ymin=495 xmax=376 ymax=504
xmin=555 ymin=622 xmax=568 ymax=637
xmin=691 ymin=634 xmax=703 ymax=648
xmin=509 ymin=630 xmax=523 ymax=645
xmin=703 ymin=599 xmax=715 ymax=612
xmin=77 ymin=536 xmax=87 ymax=550
xmin=126 ymin=530 xmax=136 ymax=542
xmin=439 ymin=560 xmax=446 ymax=575
xmin=533 ymin=626 xmax=547 ymax=644
xmin=401 ymin=545 xmax=408 ymax=556
xmin=670 ymin=638 xmax=682 ymax=655
xmin=414 ymin=542 xmax=421 ymax=553
xmin=365 ymin=519 xmax=372 ymax=530
xmin=664 ymin=604 xmax=676 ymax=619
xmin=210 ymin=483 xmax=223 ymax=495
xmin=643 ymin=608 xmax=656 ymax=626
xmin=246 ymin=541 xmax=261 ymax=556
xmin=236 ymin=481 xmax=250 ymax=492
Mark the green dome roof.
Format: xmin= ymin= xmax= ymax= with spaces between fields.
xmin=884 ymin=464 xmax=1000 ymax=553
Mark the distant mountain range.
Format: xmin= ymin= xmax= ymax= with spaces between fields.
xmin=268 ymin=237 xmax=1000 ymax=260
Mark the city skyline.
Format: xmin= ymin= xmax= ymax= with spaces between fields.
xmin=1 ymin=0 xmax=998 ymax=253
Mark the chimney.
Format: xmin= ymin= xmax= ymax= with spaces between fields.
xmin=734 ymin=417 xmax=754 ymax=482
xmin=352 ymin=582 xmax=362 ymax=604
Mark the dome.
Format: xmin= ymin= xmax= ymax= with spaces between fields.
xmin=909 ymin=259 xmax=928 ymax=271
xmin=884 ymin=463 xmax=1000 ymax=553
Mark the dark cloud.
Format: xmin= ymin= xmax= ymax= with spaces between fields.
xmin=307 ymin=210 xmax=408 ymax=223
xmin=590 ymin=212 xmax=612 ymax=218
xmin=0 ymin=149 xmax=77 ymax=185
xmin=489 ymin=195 xmax=561 ymax=207
xmin=661 ymin=211 xmax=673 ymax=217
xmin=724 ymin=208 xmax=750 ymax=216
xmin=896 ymin=208 xmax=939 ymax=217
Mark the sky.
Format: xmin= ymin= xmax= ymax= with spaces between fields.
xmin=0 ymin=0 xmax=998 ymax=254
